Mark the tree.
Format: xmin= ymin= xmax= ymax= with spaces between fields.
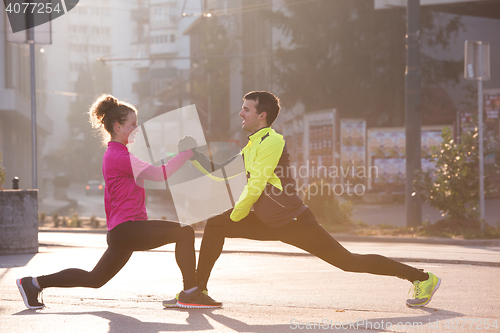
xmin=57 ymin=62 xmax=111 ymax=183
xmin=271 ymin=0 xmax=464 ymax=127
xmin=190 ymin=17 xmax=231 ymax=142
xmin=413 ymin=126 xmax=497 ymax=220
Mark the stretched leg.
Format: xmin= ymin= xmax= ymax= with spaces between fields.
xmin=276 ymin=209 xmax=428 ymax=282
xmin=197 ymin=211 xmax=279 ymax=291
xmin=37 ymin=247 xmax=132 ymax=288
xmin=38 ymin=220 xmax=197 ymax=290
xmin=107 ymin=220 xmax=197 ymax=290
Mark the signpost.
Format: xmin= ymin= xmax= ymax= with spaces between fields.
xmin=405 ymin=0 xmax=422 ymax=227
xmin=464 ymin=40 xmax=490 ymax=231
xmin=5 ymin=12 xmax=52 ymax=189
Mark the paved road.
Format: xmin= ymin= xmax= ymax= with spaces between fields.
xmin=1 ymin=233 xmax=500 ymax=332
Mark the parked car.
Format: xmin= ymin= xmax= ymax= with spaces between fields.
xmin=86 ymin=180 xmax=104 ymax=196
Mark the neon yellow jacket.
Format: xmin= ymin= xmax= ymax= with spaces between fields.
xmin=230 ymin=127 xmax=306 ymax=227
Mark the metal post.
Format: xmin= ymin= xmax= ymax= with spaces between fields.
xmin=269 ymin=0 xmax=273 ymax=92
xmin=405 ymin=0 xmax=422 ymax=227
xmin=28 ymin=18 xmax=37 ymax=189
xmin=478 ymin=43 xmax=485 ymax=230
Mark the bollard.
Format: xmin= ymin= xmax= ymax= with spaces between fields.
xmin=0 ymin=190 xmax=39 ymax=254
xmin=12 ymin=176 xmax=19 ymax=189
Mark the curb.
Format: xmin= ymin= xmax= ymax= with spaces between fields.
xmin=217 ymin=250 xmax=500 ymax=268
xmin=329 ymin=234 xmax=500 ymax=247
xmin=38 ymin=228 xmax=500 ymax=247
xmin=37 ymin=242 xmax=500 ymax=268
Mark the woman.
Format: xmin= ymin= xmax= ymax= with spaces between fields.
xmin=17 ymin=95 xmax=221 ymax=310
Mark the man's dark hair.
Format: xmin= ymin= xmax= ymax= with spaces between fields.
xmin=243 ymin=91 xmax=280 ymax=126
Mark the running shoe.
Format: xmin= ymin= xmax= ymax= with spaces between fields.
xmin=16 ymin=277 xmax=44 ymax=309
xmin=406 ymin=272 xmax=441 ymax=307
xmin=162 ymin=293 xmax=180 ymax=308
xmin=177 ymin=289 xmax=222 ymax=309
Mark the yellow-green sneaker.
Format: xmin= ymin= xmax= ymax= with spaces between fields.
xmin=406 ymin=272 xmax=441 ymax=307
xmin=162 ymin=293 xmax=179 ymax=308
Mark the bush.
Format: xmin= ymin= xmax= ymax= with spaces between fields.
xmin=303 ymin=181 xmax=353 ymax=231
xmin=418 ymin=218 xmax=500 ymax=239
xmin=414 ymin=126 xmax=498 ymax=221
xmin=70 ymin=212 xmax=82 ymax=228
xmin=90 ymin=215 xmax=100 ymax=228
xmin=38 ymin=212 xmax=46 ymax=226
xmin=53 ymin=213 xmax=60 ymax=228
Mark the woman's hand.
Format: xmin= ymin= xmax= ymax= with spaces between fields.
xmin=178 ymin=136 xmax=198 ymax=153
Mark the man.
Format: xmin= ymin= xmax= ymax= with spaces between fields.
xmin=171 ymin=91 xmax=440 ymax=308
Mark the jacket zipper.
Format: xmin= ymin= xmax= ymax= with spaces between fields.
xmin=264 ymin=192 xmax=285 ymax=208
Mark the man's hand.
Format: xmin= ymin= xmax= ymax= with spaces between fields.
xmin=222 ymin=208 xmax=233 ymax=220
xmin=178 ymin=136 xmax=198 ymax=160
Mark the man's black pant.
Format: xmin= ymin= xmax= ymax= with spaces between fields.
xmin=197 ymin=208 xmax=427 ymax=291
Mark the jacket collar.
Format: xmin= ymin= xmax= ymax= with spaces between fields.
xmin=108 ymin=141 xmax=128 ymax=151
xmin=248 ymin=126 xmax=272 ymax=141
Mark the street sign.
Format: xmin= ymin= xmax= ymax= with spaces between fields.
xmin=6 ymin=17 xmax=52 ymax=45
xmin=465 ymin=41 xmax=490 ymax=81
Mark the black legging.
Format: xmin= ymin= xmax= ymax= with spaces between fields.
xmin=196 ymin=208 xmax=428 ymax=291
xmin=37 ymin=220 xmax=197 ymax=290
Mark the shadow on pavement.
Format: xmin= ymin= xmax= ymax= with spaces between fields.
xmin=351 ymin=308 xmax=465 ymax=332
xmin=11 ymin=307 xmax=465 ymax=333
xmin=0 ymin=253 xmax=37 ymax=269
xmin=11 ymin=308 xmax=294 ymax=332
xmin=0 ymin=253 xmax=37 ymax=288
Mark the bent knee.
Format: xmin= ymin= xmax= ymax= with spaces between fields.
xmin=86 ymin=277 xmax=109 ymax=289
xmin=89 ymin=281 xmax=106 ymax=288
xmin=179 ymin=224 xmax=195 ymax=237
xmin=205 ymin=213 xmax=229 ymax=228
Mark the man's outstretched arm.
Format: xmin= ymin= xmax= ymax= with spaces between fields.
xmin=230 ymin=137 xmax=284 ymax=222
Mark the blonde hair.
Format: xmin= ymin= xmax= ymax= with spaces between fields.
xmin=88 ymin=94 xmax=137 ymax=143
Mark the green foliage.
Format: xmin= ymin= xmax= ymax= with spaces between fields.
xmin=38 ymin=212 xmax=46 ymax=226
xmin=413 ymin=126 xmax=498 ymax=220
xmin=0 ymin=152 xmax=6 ymax=188
xmin=48 ymin=62 xmax=110 ymax=183
xmin=271 ymin=1 xmax=464 ymax=126
xmin=190 ymin=17 xmax=230 ymax=141
xmin=303 ymin=181 xmax=353 ymax=231
xmin=90 ymin=215 xmax=100 ymax=228
xmin=53 ymin=213 xmax=60 ymax=228
xmin=70 ymin=212 xmax=82 ymax=228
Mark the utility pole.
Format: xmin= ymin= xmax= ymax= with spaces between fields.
xmin=27 ymin=13 xmax=37 ymax=189
xmin=465 ymin=40 xmax=491 ymax=231
xmin=405 ymin=0 xmax=422 ymax=227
